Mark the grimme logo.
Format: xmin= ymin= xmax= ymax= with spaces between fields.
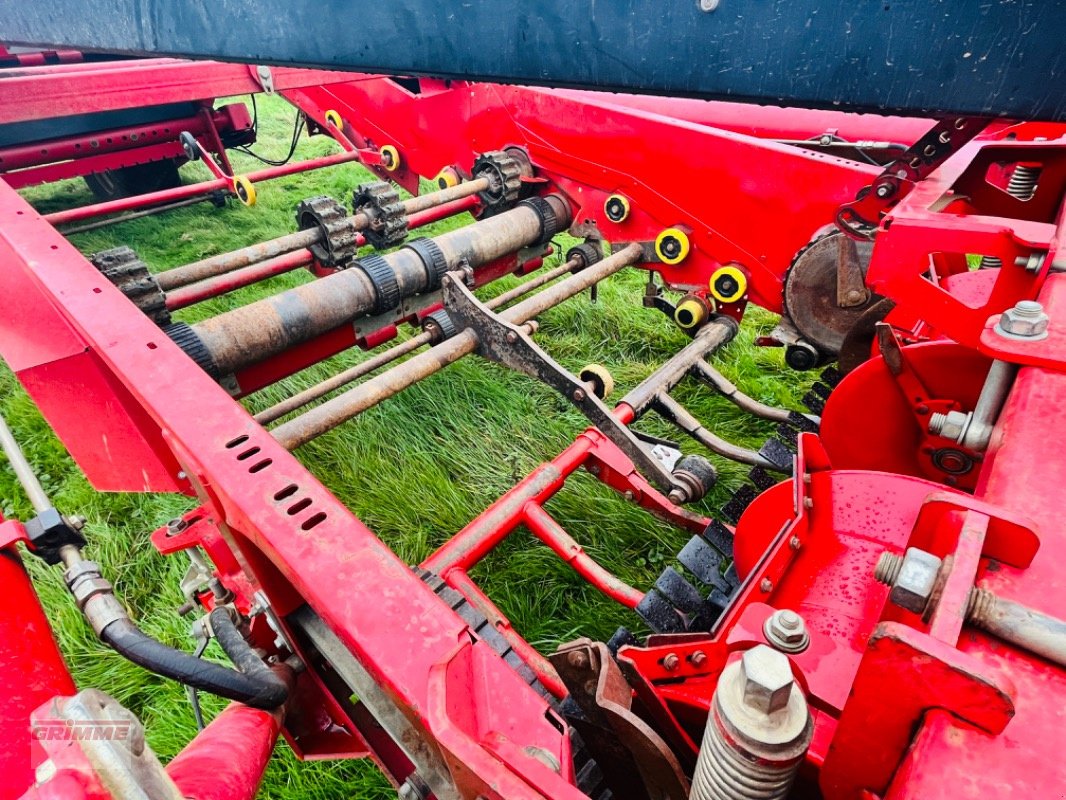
xmin=31 ymin=718 xmax=132 ymax=742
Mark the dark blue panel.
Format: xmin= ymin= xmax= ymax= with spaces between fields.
xmin=2 ymin=1 xmax=1065 ymax=119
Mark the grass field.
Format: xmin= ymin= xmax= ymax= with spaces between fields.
xmin=4 ymin=94 xmax=814 ymax=797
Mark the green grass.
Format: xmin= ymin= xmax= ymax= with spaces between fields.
xmin=3 ymin=94 xmax=813 ymax=797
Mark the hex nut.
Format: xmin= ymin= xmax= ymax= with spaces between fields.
xmin=928 ymin=410 xmax=970 ymax=443
xmin=889 ymin=547 xmax=943 ymax=614
xmin=740 ymin=645 xmax=795 ymax=714
xmin=996 ymin=301 xmax=1049 ymax=340
xmin=764 ymin=609 xmax=810 ymax=653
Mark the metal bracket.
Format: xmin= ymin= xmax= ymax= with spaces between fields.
xmin=441 ymin=272 xmax=684 ymax=495
xmin=252 ymin=64 xmax=275 ymax=94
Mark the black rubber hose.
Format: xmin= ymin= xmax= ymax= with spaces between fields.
xmin=99 ymin=615 xmax=289 ymax=710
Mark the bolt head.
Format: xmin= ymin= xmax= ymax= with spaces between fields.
xmin=689 ymin=650 xmax=707 ymax=667
xmin=764 ymin=609 xmax=810 ymax=653
xmin=997 ymin=302 xmax=1049 ymax=339
xmin=889 ymin=547 xmax=943 ymax=614
xmin=740 ymin=645 xmax=794 ymax=714
xmin=663 ymin=653 xmax=680 ymax=671
xmin=699 ymin=0 xmax=719 ymax=10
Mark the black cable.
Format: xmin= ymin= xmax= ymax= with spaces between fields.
xmin=234 ymin=99 xmax=306 ymax=167
xmin=98 ymin=615 xmax=289 ymax=710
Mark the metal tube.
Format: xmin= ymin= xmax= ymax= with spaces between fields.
xmin=58 ymin=195 xmax=212 ymax=235
xmin=254 ymin=258 xmax=576 ymax=424
xmin=165 ymin=250 xmax=314 ymax=310
xmin=0 ymin=410 xmax=52 ymax=514
xmin=158 ymin=229 xmax=322 ymax=291
xmin=166 ymin=703 xmax=285 ymax=800
xmin=692 ymin=360 xmax=811 ymax=424
xmin=960 ymin=359 xmax=1016 ymax=451
xmin=422 ymin=440 xmax=591 ymax=575
xmin=254 ymin=332 xmax=432 ymax=424
xmin=618 ymin=320 xmax=738 ymax=417
xmin=42 ymin=149 xmax=364 ymax=226
xmin=270 ymin=242 xmax=640 ymax=449
xmin=191 ymin=195 xmax=570 ymax=377
xmin=523 ymin=504 xmax=645 ymax=608
xmin=654 ymin=393 xmax=779 ymax=470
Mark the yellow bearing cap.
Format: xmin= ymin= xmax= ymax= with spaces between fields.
xmin=435 ymin=167 xmax=460 ymax=189
xmin=324 ymin=109 xmax=344 ymax=129
xmin=604 ymin=194 xmax=631 ymax=223
xmin=655 ymin=227 xmax=690 ymax=265
xmin=674 ymin=296 xmax=709 ymax=330
xmin=380 ymin=144 xmax=401 ymax=172
xmin=709 ymin=265 xmax=747 ymax=303
xmin=232 ymin=175 xmax=257 ymax=206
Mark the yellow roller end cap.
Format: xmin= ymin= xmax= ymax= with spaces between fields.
xmin=380 ymin=144 xmax=401 ymax=172
xmin=709 ymin=265 xmax=748 ymax=303
xmin=655 ymin=228 xmax=690 ymax=265
xmin=232 ymin=175 xmax=257 ymax=207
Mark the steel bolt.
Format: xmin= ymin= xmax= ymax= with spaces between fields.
xmin=699 ymin=0 xmax=720 ymax=11
xmin=764 ymin=609 xmax=810 ymax=653
xmin=760 ymin=578 xmax=773 ymax=593
xmin=68 ymin=514 xmax=87 ymax=530
xmin=623 ymin=490 xmax=635 ymax=502
xmin=663 ymin=653 xmax=680 ymax=671
xmin=995 ymin=300 xmax=1049 ymax=340
xmin=505 ymin=331 xmax=518 ymax=343
xmin=789 ymin=536 xmax=802 ymax=550
xmin=166 ymin=517 xmax=188 ymax=535
xmin=689 ymin=650 xmax=707 ymax=667
xmin=740 ymin=645 xmax=795 ymax=714
xmin=573 ymin=388 xmax=586 ymax=402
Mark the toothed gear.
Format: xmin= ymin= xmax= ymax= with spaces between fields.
xmin=352 ymin=181 xmax=408 ymax=250
xmin=472 ymin=150 xmax=523 ymax=211
xmin=295 ymin=195 xmax=360 ymax=267
xmin=421 ymin=309 xmax=458 ymax=343
xmin=89 ymin=246 xmax=170 ymax=326
xmin=566 ymin=242 xmax=604 ymax=271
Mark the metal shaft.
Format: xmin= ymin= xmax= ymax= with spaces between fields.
xmin=254 ymin=257 xmax=581 ymax=424
xmin=157 ymin=178 xmax=490 ymax=291
xmin=271 ymin=243 xmax=641 ymax=449
xmin=186 ymin=195 xmax=569 ymax=377
xmin=0 ymin=410 xmax=52 ymax=514
xmin=618 ymin=321 xmax=738 ymax=417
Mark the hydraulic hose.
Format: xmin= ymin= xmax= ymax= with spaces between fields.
xmin=99 ymin=616 xmax=289 ymax=710
xmin=65 ymin=551 xmax=289 ymax=710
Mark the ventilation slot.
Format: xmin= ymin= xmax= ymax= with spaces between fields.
xmin=301 ymin=512 xmax=327 ymax=531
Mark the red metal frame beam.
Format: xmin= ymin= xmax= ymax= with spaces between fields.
xmin=0 ymin=59 xmax=362 ymax=125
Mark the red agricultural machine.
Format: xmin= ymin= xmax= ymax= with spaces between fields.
xmin=0 ymin=2 xmax=1064 ymax=799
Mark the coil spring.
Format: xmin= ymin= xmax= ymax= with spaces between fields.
xmin=690 ymin=704 xmax=803 ymax=800
xmin=1006 ymin=164 xmax=1041 ymax=201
